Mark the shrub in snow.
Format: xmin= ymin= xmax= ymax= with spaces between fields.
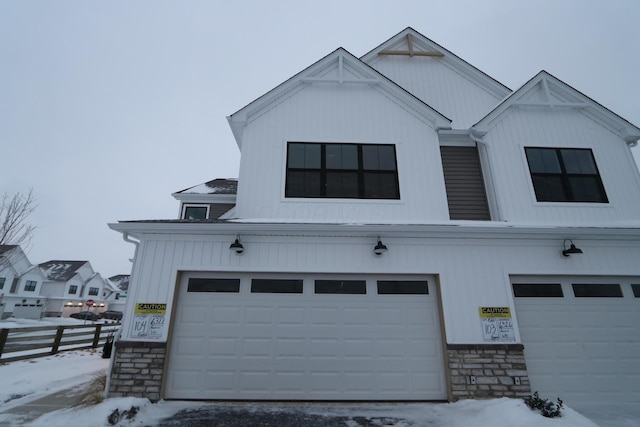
xmin=523 ymin=391 xmax=564 ymax=418
xmin=107 ymin=406 xmax=139 ymax=425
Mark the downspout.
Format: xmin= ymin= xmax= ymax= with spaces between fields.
xmin=104 ymin=231 xmax=140 ymax=399
xmin=469 ymin=127 xmax=503 ymax=221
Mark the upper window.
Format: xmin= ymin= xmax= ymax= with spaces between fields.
xmin=285 ymin=142 xmax=400 ymax=199
xmin=24 ymin=280 xmax=37 ymax=292
xmin=88 ymin=287 xmax=99 ymax=296
xmin=0 ymin=277 xmax=5 ymax=290
xmin=68 ymin=285 xmax=78 ymax=295
xmin=525 ymin=147 xmax=607 ymax=203
xmin=182 ymin=205 xmax=209 ymax=220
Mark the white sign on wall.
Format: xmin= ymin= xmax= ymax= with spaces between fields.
xmin=479 ymin=307 xmax=515 ymax=342
xmin=130 ymin=303 xmax=167 ymax=339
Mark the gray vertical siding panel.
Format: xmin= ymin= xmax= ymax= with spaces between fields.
xmin=440 ymin=146 xmax=491 ymax=220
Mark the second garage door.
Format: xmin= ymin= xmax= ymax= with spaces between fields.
xmin=165 ymin=273 xmax=446 ymax=400
xmin=513 ymin=276 xmax=640 ymax=405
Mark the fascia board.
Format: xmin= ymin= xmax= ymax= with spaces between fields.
xmin=227 ymin=48 xmax=452 ymax=143
xmin=109 ymin=221 xmax=640 ymax=240
xmin=361 ymin=27 xmax=512 ymax=100
xmin=172 ymin=193 xmax=237 ymax=204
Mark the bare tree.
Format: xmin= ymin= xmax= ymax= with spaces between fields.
xmin=0 ymin=188 xmax=37 ymax=247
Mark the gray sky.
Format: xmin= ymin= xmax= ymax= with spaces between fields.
xmin=1 ymin=1 xmax=639 ymax=278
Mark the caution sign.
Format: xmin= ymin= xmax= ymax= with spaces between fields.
xmin=134 ymin=303 xmax=167 ymax=315
xmin=131 ymin=303 xmax=167 ymax=339
xmin=479 ymin=307 xmax=515 ymax=342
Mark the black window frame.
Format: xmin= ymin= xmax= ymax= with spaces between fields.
xmin=512 ymin=283 xmax=564 ymax=298
xmin=88 ymin=287 xmax=100 ymax=296
xmin=68 ymin=285 xmax=78 ymax=295
xmin=24 ymin=280 xmax=37 ymax=292
xmin=631 ymin=284 xmax=640 ymax=298
xmin=314 ymin=280 xmax=367 ymax=294
xmin=251 ymin=279 xmax=303 ymax=294
xmin=285 ymin=142 xmax=400 ymax=200
xmin=377 ymin=280 xmax=429 ymax=295
xmin=525 ymin=147 xmax=608 ymax=203
xmin=182 ymin=204 xmax=209 ymax=220
xmin=572 ymin=283 xmax=623 ymax=298
xmin=187 ymin=278 xmax=240 ymax=293
xmin=0 ymin=277 xmax=5 ymax=290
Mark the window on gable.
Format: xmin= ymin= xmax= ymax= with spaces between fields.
xmin=285 ymin=142 xmax=400 ymax=199
xmin=88 ymin=287 xmax=99 ymax=296
xmin=182 ymin=205 xmax=209 ymax=220
xmin=24 ymin=280 xmax=37 ymax=292
xmin=68 ymin=285 xmax=78 ymax=295
xmin=525 ymin=147 xmax=607 ymax=203
xmin=0 ymin=277 xmax=5 ymax=290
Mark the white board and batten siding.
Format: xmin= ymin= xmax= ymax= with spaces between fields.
xmin=484 ymin=107 xmax=640 ymax=224
xmin=121 ymin=233 xmax=640 ymax=346
xmin=512 ymin=276 xmax=640 ymax=405
xmin=365 ymin=54 xmax=506 ymax=129
xmin=165 ymin=272 xmax=446 ymax=400
xmin=234 ymin=82 xmax=451 ymax=223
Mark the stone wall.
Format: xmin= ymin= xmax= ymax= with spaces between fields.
xmin=447 ymin=344 xmax=531 ymax=401
xmin=108 ymin=340 xmax=166 ymax=401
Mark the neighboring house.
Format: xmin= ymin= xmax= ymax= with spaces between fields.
xmin=105 ymin=274 xmax=130 ymax=312
xmin=38 ymin=260 xmax=108 ymax=317
xmin=0 ymin=245 xmax=47 ymax=319
xmin=107 ymin=28 xmax=640 ymax=405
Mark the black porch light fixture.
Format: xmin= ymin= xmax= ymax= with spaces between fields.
xmin=229 ymin=235 xmax=244 ymax=254
xmin=374 ymin=237 xmax=388 ymax=255
xmin=562 ymin=239 xmax=583 ymax=257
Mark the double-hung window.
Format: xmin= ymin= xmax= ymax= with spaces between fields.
xmin=525 ymin=147 xmax=607 ymax=203
xmin=285 ymin=142 xmax=400 ymax=199
xmin=88 ymin=287 xmax=99 ymax=296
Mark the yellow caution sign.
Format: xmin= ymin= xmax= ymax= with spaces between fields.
xmin=134 ymin=303 xmax=167 ymax=315
xmin=479 ymin=307 xmax=511 ymax=318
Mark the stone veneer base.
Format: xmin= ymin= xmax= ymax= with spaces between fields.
xmin=108 ymin=340 xmax=166 ymax=402
xmin=447 ymin=344 xmax=531 ymax=401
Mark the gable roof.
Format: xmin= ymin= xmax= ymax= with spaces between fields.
xmin=472 ymin=70 xmax=640 ymax=144
xmin=227 ymin=47 xmax=452 ymax=149
xmin=109 ymin=274 xmax=130 ymax=291
xmin=0 ymin=245 xmax=18 ymax=255
xmin=175 ymin=178 xmax=238 ymax=195
xmin=360 ymin=27 xmax=512 ymax=100
xmin=39 ymin=260 xmax=88 ymax=282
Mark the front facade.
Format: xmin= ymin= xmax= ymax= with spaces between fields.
xmin=108 ymin=28 xmax=640 ymax=405
xmin=0 ymin=245 xmax=47 ymax=319
xmin=38 ymin=260 xmax=109 ymax=317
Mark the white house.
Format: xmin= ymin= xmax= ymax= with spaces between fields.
xmin=107 ymin=28 xmax=640 ymax=405
xmin=0 ymin=245 xmax=47 ymax=319
xmin=38 ymin=260 xmax=108 ymax=317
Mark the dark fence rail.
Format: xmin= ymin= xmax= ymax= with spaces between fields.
xmin=0 ymin=323 xmax=120 ymax=363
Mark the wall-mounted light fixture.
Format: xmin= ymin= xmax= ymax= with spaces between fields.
xmin=374 ymin=237 xmax=388 ymax=255
xmin=66 ymin=301 xmax=73 ymax=306
xmin=229 ymin=235 xmax=244 ymax=254
xmin=562 ymin=239 xmax=583 ymax=257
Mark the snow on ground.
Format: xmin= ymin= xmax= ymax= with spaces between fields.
xmin=0 ymin=318 xmax=637 ymax=427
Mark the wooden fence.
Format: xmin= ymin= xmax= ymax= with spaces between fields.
xmin=0 ymin=323 xmax=120 ymax=363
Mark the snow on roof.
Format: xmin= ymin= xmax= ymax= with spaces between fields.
xmin=108 ymin=274 xmax=130 ymax=291
xmin=176 ymin=178 xmax=238 ymax=195
xmin=38 ymin=261 xmax=87 ymax=281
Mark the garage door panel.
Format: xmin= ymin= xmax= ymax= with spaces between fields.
xmin=514 ymin=279 xmax=640 ymax=405
xmin=166 ymin=273 xmax=446 ymax=400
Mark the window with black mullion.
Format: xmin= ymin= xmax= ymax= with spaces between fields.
xmin=525 ymin=147 xmax=607 ymax=203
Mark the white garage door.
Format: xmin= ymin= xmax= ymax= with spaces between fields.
xmin=512 ymin=277 xmax=640 ymax=405
xmin=165 ymin=273 xmax=446 ymax=400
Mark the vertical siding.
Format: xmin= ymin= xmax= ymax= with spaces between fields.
xmin=121 ymin=233 xmax=640 ymax=344
xmin=440 ymin=146 xmax=491 ymax=220
xmin=485 ymin=108 xmax=640 ymax=223
xmin=235 ymin=82 xmax=451 ymax=222
xmin=367 ymin=56 xmax=504 ymax=128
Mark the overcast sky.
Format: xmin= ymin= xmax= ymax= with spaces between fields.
xmin=1 ymin=1 xmax=639 ymax=279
